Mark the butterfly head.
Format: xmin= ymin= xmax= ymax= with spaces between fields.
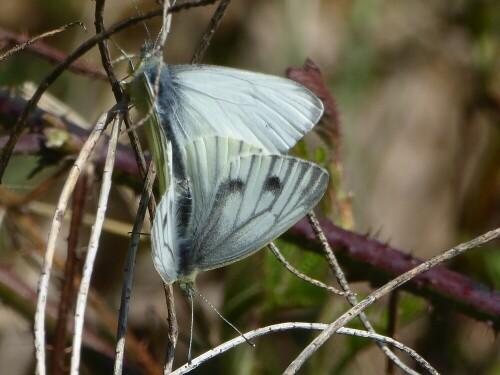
xmin=178 ymin=278 xmax=196 ymax=300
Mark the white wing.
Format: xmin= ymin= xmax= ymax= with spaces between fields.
xmin=182 ymin=137 xmax=265 ymax=234
xmin=131 ymin=56 xmax=324 ymax=154
xmin=175 ymin=136 xmax=329 ymax=278
xmin=150 ymin=141 xmax=190 ymax=284
xmin=151 ymin=185 xmax=179 ymax=284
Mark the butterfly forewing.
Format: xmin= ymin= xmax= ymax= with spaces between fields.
xmin=171 ymin=64 xmax=323 ymax=153
xmin=132 ymin=57 xmax=323 ymax=155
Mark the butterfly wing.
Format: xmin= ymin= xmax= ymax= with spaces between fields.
xmin=132 ymin=57 xmax=323 ymax=154
xmin=170 ymin=64 xmax=323 ymax=153
xmin=182 ymin=137 xmax=264 ymax=234
xmin=177 ymin=137 xmax=329 ymax=277
xmin=150 ymin=141 xmax=190 ymax=284
xmin=151 ymin=185 xmax=179 ymax=284
xmin=127 ymin=58 xmax=175 ymax=193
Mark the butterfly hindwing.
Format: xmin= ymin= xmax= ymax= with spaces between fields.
xmin=152 ymin=137 xmax=266 ymax=283
xmin=182 ymin=137 xmax=329 ymax=274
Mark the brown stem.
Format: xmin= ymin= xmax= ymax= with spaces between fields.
xmin=51 ymin=171 xmax=89 ymax=375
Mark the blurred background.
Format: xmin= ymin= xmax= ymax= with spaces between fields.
xmin=0 ymin=0 xmax=499 ymax=374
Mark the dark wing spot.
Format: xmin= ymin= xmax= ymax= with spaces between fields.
xmin=264 ymin=176 xmax=282 ymax=194
xmin=227 ymin=178 xmax=245 ymax=194
xmin=215 ymin=178 xmax=245 ymax=201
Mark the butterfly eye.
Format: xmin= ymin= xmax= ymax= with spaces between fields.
xmin=264 ymin=176 xmax=282 ymax=193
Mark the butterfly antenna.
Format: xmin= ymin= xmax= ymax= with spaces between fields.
xmin=131 ymin=0 xmax=152 ymax=43
xmin=192 ymin=288 xmax=255 ymax=347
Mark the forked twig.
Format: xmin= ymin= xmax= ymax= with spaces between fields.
xmin=171 ymin=323 xmax=438 ymax=375
xmin=268 ymin=242 xmax=345 ymax=295
xmin=114 ymin=163 xmax=156 ymax=375
xmin=33 ymin=111 xmax=110 ymax=375
xmin=70 ymin=112 xmax=123 ymax=375
xmin=284 ymin=226 xmax=500 ymax=374
xmin=307 ymin=212 xmax=419 ymax=375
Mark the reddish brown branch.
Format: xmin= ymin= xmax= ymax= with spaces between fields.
xmin=289 ymin=218 xmax=500 ymax=327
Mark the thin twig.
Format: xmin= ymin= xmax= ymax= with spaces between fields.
xmin=157 ymin=0 xmax=175 ymax=52
xmin=114 ymin=163 xmax=156 ymax=375
xmin=191 ymin=0 xmax=231 ymax=64
xmin=387 ymin=291 xmax=400 ymax=375
xmin=0 ymin=22 xmax=86 ymax=61
xmin=157 ymin=3 xmax=179 ymax=372
xmin=307 ymin=212 xmax=418 ymax=375
xmin=284 ymin=226 xmax=500 ymax=374
xmin=95 ymin=0 xmax=123 ymax=101
xmin=171 ymin=323 xmax=438 ymax=375
xmin=94 ymin=0 xmax=152 ymax=190
xmin=94 ymin=5 xmax=165 ymax=371
xmin=33 ymin=111 xmax=110 ymax=375
xmin=170 ymin=0 xmax=219 ymax=14
xmin=0 ymin=30 xmax=107 ymax=79
xmin=164 ymin=283 xmax=178 ymax=374
xmin=70 ymin=112 xmax=123 ymax=375
xmin=268 ymin=242 xmax=344 ymax=295
xmin=51 ymin=170 xmax=90 ymax=375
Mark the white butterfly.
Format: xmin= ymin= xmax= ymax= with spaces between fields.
xmin=151 ymin=136 xmax=329 ymax=289
xmin=128 ymin=53 xmax=324 ymax=157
